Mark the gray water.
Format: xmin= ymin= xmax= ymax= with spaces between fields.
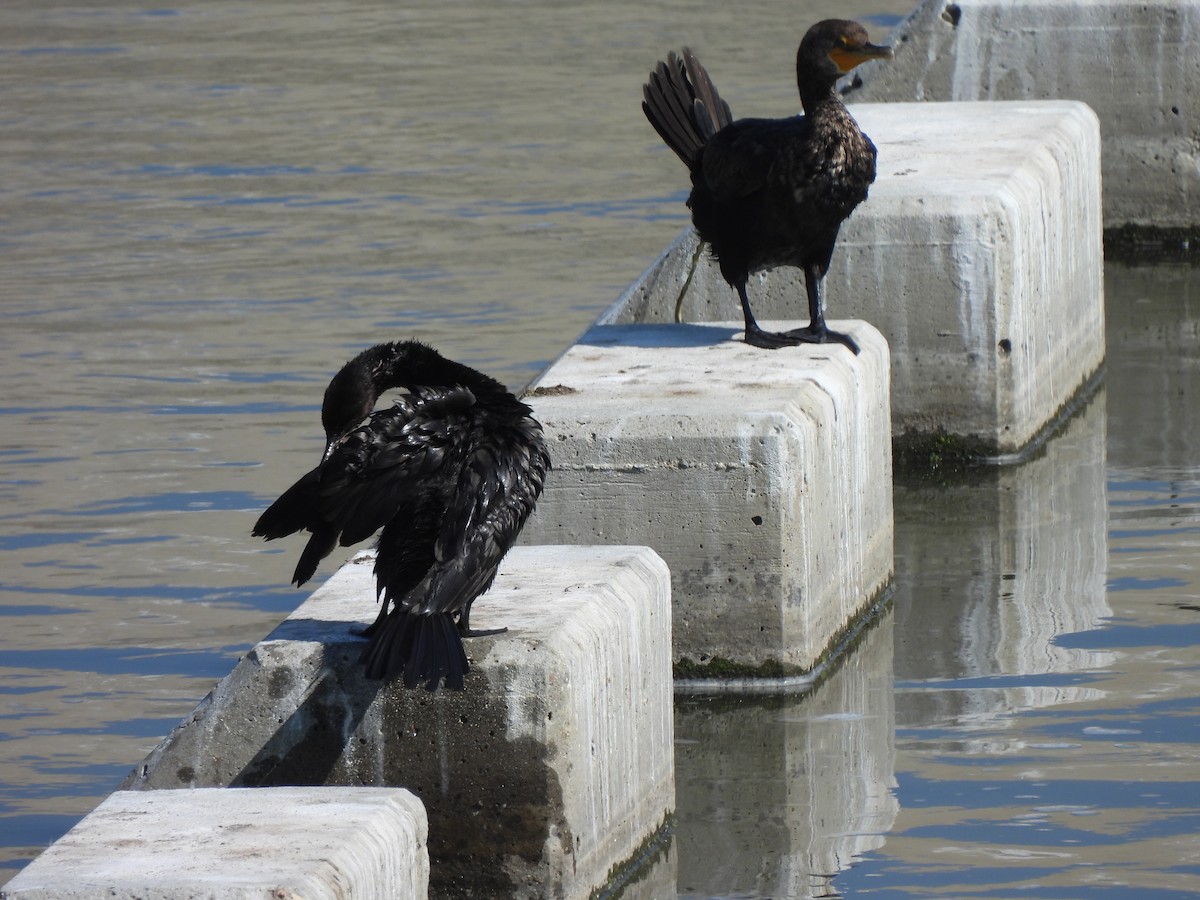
xmin=2 ymin=1 xmax=1198 ymax=896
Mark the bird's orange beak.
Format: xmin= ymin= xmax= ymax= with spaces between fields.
xmin=830 ymin=41 xmax=893 ymax=74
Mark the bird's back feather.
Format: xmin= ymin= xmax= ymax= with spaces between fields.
xmin=253 ymin=342 xmax=550 ymax=691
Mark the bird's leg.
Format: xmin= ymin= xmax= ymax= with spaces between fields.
xmin=786 ymin=265 xmax=860 ymax=355
xmin=456 ymin=603 xmax=507 ymax=639
xmin=352 ymin=596 xmax=390 ymax=638
xmin=736 ymin=280 xmax=801 ymax=350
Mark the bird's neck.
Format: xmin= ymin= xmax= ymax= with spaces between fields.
xmin=795 ymin=51 xmax=846 ymax=117
xmin=798 ymin=78 xmax=843 ymax=119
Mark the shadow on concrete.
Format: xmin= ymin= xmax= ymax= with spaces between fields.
xmin=230 ymin=640 xmax=383 ymax=788
xmin=131 ymin=627 xmax=565 ymax=899
xmin=579 ymin=323 xmax=741 ymax=349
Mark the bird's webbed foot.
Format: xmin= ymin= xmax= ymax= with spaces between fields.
xmin=456 ymin=608 xmax=508 ymax=639
xmin=743 ymin=324 xmax=803 ymax=350
xmin=460 ymin=624 xmax=509 ymax=638
xmin=784 ymin=324 xmax=861 ymax=355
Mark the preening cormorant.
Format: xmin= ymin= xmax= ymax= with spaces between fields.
xmin=642 ymin=19 xmax=892 ymax=352
xmin=252 ymin=341 xmax=551 ymax=691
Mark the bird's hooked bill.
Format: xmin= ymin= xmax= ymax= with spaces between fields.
xmin=830 ymin=41 xmax=893 ymax=74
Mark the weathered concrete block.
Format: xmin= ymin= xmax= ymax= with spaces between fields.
xmin=0 ymin=787 xmax=428 ymax=900
xmin=121 ymin=545 xmax=674 ymax=900
xmin=607 ymin=101 xmax=1104 ymax=458
xmin=848 ymin=0 xmax=1200 ymax=230
xmin=522 ymin=322 xmax=893 ymax=676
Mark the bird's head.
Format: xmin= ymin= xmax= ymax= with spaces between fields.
xmin=319 ymin=342 xmax=412 ymax=457
xmin=800 ymin=19 xmax=893 ymax=80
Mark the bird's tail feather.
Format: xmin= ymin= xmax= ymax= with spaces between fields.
xmin=642 ymin=48 xmax=733 ymax=168
xmin=360 ymin=610 xmax=469 ymax=691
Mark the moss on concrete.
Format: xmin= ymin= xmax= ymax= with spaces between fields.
xmin=673 ymin=655 xmax=794 ymax=680
xmin=892 ymin=429 xmax=997 ymax=477
xmin=892 ymin=365 xmax=1105 ymax=482
xmin=592 ymin=813 xmax=675 ymax=900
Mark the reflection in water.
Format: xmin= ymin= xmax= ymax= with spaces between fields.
xmin=660 ymin=378 xmax=1118 ymax=899
xmin=1104 ymin=263 xmax=1200 ymax=471
xmin=653 ymin=267 xmax=1200 ymax=897
xmin=893 ymin=390 xmax=1112 ymax=723
xmin=673 ymin=616 xmax=897 ymax=899
xmin=831 ymin=266 xmax=1200 ymax=898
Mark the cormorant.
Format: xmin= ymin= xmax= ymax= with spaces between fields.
xmin=642 ymin=19 xmax=892 ymax=352
xmin=252 ymin=341 xmax=551 ymax=691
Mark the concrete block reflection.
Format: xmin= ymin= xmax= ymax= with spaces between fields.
xmin=893 ymin=389 xmax=1112 ymax=732
xmin=1104 ymin=262 xmax=1200 ymax=470
xmin=672 ymin=614 xmax=897 ymax=898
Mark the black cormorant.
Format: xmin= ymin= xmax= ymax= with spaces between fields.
xmin=642 ymin=19 xmax=892 ymax=352
xmin=252 ymin=341 xmax=551 ymax=691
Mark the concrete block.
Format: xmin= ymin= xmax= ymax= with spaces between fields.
xmin=122 ymin=545 xmax=674 ymax=900
xmin=0 ymin=787 xmax=428 ymax=900
xmin=522 ymin=322 xmax=893 ymax=676
xmin=848 ymin=0 xmax=1200 ymax=230
xmin=607 ymin=101 xmax=1105 ymax=458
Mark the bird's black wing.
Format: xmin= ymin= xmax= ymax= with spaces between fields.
xmin=405 ymin=415 xmax=550 ymax=617
xmin=698 ymin=116 xmax=812 ymax=204
xmin=317 ymin=386 xmax=478 ymax=548
xmin=252 ymin=466 xmax=321 ymax=540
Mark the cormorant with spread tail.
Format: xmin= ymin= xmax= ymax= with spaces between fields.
xmin=642 ymin=19 xmax=892 ymax=352
xmin=252 ymin=341 xmax=551 ymax=691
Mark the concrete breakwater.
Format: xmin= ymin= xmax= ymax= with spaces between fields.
xmin=3 ymin=29 xmax=1112 ymax=900
xmin=4 ymin=318 xmax=894 ymax=898
xmin=5 ymin=546 xmax=675 ymax=900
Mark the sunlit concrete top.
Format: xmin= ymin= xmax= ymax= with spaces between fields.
xmin=1 ymin=787 xmax=429 ymax=900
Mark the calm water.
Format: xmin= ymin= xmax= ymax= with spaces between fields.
xmin=2 ymin=1 xmax=1198 ymax=895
